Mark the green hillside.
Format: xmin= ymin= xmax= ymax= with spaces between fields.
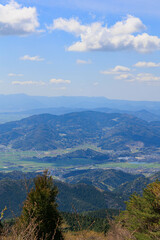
xmin=1 ymin=170 xmax=160 ymax=219
xmin=0 ymin=172 xmax=124 ymax=218
xmin=0 ymin=111 xmax=160 ymax=151
xmin=62 ymin=169 xmax=142 ymax=191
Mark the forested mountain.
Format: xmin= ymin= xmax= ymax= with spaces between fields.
xmin=0 ymin=111 xmax=160 ymax=150
xmin=62 ymin=169 xmax=142 ymax=191
xmin=0 ymin=171 xmax=37 ymax=180
xmin=95 ymin=108 xmax=160 ymax=122
xmin=32 ymin=148 xmax=111 ymax=164
xmin=1 ymin=105 xmax=160 ymax=124
xmin=1 ymin=170 xmax=160 ymax=219
xmin=0 ymin=175 xmax=124 ymax=218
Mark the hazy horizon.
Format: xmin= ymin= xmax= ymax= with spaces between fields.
xmin=1 ymin=93 xmax=160 ymax=103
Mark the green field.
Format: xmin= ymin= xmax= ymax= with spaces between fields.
xmin=96 ymin=162 xmax=160 ymax=169
xmin=0 ymin=146 xmax=100 ymax=172
xmin=0 ymin=148 xmax=160 ymax=173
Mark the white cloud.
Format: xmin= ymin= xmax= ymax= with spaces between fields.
xmin=134 ymin=61 xmax=160 ymax=67
xmin=134 ymin=73 xmax=160 ymax=82
xmin=76 ymin=59 xmax=91 ymax=64
xmin=48 ymin=15 xmax=160 ymax=53
xmin=12 ymin=81 xmax=45 ymax=85
xmin=102 ymin=65 xmax=160 ymax=84
xmin=8 ymin=73 xmax=23 ymax=77
xmin=47 ymin=17 xmax=85 ymax=35
xmin=115 ymin=72 xmax=160 ymax=84
xmin=111 ymin=65 xmax=130 ymax=72
xmin=50 ymin=78 xmax=71 ymax=84
xmin=20 ymin=55 xmax=44 ymax=61
xmin=101 ymin=65 xmax=130 ymax=75
xmin=115 ymin=74 xmax=133 ymax=80
xmin=0 ymin=0 xmax=39 ymax=35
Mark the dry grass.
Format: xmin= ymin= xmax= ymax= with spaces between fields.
xmin=0 ymin=228 xmax=136 ymax=240
xmin=0 ymin=218 xmax=65 ymax=240
xmin=64 ymin=224 xmax=136 ymax=240
xmin=0 ymin=217 xmax=39 ymax=240
xmin=64 ymin=230 xmax=107 ymax=240
xmin=106 ymin=222 xmax=136 ymax=240
xmin=0 ymin=217 xmax=136 ymax=240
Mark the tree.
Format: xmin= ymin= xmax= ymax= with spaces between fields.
xmin=118 ymin=180 xmax=160 ymax=240
xmin=19 ymin=170 xmax=64 ymax=240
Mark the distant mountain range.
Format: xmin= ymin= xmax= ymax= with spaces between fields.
xmin=1 ymin=94 xmax=160 ymax=113
xmin=1 ymin=94 xmax=160 ymax=124
xmin=1 ymin=107 xmax=160 ymax=124
xmin=0 ymin=111 xmax=160 ymax=150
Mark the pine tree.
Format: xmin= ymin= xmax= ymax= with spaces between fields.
xmin=118 ymin=180 xmax=160 ymax=240
xmin=19 ymin=170 xmax=64 ymax=240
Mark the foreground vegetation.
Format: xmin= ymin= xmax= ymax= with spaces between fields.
xmin=1 ymin=172 xmax=160 ymax=239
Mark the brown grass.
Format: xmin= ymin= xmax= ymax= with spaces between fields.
xmin=106 ymin=222 xmax=136 ymax=240
xmin=64 ymin=230 xmax=107 ymax=240
xmin=0 ymin=217 xmax=38 ymax=240
xmin=64 ymin=224 xmax=136 ymax=240
xmin=0 ymin=217 xmax=136 ymax=240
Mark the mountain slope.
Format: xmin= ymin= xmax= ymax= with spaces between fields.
xmin=0 ymin=111 xmax=160 ymax=150
xmin=62 ymin=169 xmax=142 ymax=191
xmin=1 ymin=170 xmax=160 ymax=218
xmin=0 ymin=177 xmax=123 ymax=218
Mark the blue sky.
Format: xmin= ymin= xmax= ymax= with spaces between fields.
xmin=1 ymin=0 xmax=160 ymax=101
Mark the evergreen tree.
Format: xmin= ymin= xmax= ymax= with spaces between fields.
xmin=19 ymin=170 xmax=64 ymax=240
xmin=118 ymin=180 xmax=160 ymax=240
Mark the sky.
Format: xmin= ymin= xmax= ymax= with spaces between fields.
xmin=1 ymin=0 xmax=160 ymax=101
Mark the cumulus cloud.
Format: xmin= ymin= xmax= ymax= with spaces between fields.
xmin=20 ymin=55 xmax=44 ymax=61
xmin=8 ymin=73 xmax=23 ymax=77
xmin=12 ymin=81 xmax=45 ymax=85
xmin=133 ymin=73 xmax=160 ymax=82
xmin=50 ymin=78 xmax=71 ymax=84
xmin=0 ymin=0 xmax=39 ymax=35
xmin=134 ymin=61 xmax=160 ymax=67
xmin=115 ymin=74 xmax=133 ymax=80
xmin=48 ymin=15 xmax=160 ymax=53
xmin=101 ymin=65 xmax=130 ymax=75
xmin=115 ymin=72 xmax=160 ymax=84
xmin=76 ymin=59 xmax=91 ymax=64
xmin=102 ymin=63 xmax=160 ymax=84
